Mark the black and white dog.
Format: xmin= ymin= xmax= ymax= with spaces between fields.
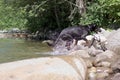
xmin=54 ymin=24 xmax=101 ymax=50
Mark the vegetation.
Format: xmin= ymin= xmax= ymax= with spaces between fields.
xmin=0 ymin=0 xmax=120 ymax=33
xmin=80 ymin=0 xmax=120 ymax=29
xmin=0 ymin=0 xmax=26 ymax=30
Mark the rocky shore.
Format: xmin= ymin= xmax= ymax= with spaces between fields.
xmin=0 ymin=28 xmax=120 ymax=80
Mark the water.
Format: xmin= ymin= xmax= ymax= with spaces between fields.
xmin=0 ymin=39 xmax=52 ymax=63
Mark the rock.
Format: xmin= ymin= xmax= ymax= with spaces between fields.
xmin=96 ymin=67 xmax=113 ymax=73
xmin=77 ymin=40 xmax=86 ymax=46
xmin=0 ymin=33 xmax=6 ymax=38
xmin=111 ymin=59 xmax=120 ymax=73
xmin=95 ymin=61 xmax=111 ymax=67
xmin=69 ymin=50 xmax=90 ymax=58
xmin=42 ymin=40 xmax=54 ymax=46
xmin=87 ymin=46 xmax=103 ymax=57
xmin=84 ymin=58 xmax=93 ymax=68
xmin=93 ymin=50 xmax=117 ymax=66
xmin=0 ymin=55 xmax=87 ymax=80
xmin=85 ymin=33 xmax=107 ymax=51
xmin=93 ymin=33 xmax=108 ymax=51
xmin=112 ymin=73 xmax=120 ymax=80
xmin=88 ymin=67 xmax=97 ymax=80
xmin=106 ymin=28 xmax=120 ymax=55
xmin=100 ymin=28 xmax=111 ymax=38
xmin=97 ymin=72 xmax=109 ymax=79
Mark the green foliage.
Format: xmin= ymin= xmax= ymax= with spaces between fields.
xmin=22 ymin=0 xmax=71 ymax=32
xmin=0 ymin=0 xmax=27 ymax=30
xmin=80 ymin=0 xmax=120 ymax=28
xmin=1 ymin=0 xmax=120 ymax=34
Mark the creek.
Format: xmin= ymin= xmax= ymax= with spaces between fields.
xmin=0 ymin=39 xmax=52 ymax=63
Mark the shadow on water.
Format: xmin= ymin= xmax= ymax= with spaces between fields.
xmin=0 ymin=39 xmax=53 ymax=63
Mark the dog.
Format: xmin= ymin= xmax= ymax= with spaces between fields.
xmin=54 ymin=24 xmax=101 ymax=50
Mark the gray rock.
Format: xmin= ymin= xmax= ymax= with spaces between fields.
xmin=106 ymin=28 xmax=120 ymax=55
xmin=0 ymin=55 xmax=87 ymax=80
xmin=112 ymin=73 xmax=120 ymax=80
xmin=69 ymin=50 xmax=90 ymax=58
xmin=93 ymin=50 xmax=117 ymax=66
xmin=111 ymin=59 xmax=120 ymax=73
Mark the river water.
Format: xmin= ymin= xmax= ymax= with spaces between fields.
xmin=0 ymin=39 xmax=52 ymax=63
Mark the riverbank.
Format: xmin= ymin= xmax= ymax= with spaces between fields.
xmin=1 ymin=28 xmax=120 ymax=80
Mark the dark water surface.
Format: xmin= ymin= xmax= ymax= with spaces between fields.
xmin=0 ymin=39 xmax=52 ymax=63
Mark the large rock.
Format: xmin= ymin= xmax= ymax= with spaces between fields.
xmin=106 ymin=29 xmax=120 ymax=55
xmin=112 ymin=73 xmax=120 ymax=80
xmin=111 ymin=59 xmax=120 ymax=73
xmin=0 ymin=55 xmax=87 ymax=80
xmin=100 ymin=28 xmax=111 ymax=38
xmin=93 ymin=50 xmax=117 ymax=66
xmin=69 ymin=50 xmax=90 ymax=58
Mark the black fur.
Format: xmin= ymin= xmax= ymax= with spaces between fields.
xmin=54 ymin=24 xmax=101 ymax=50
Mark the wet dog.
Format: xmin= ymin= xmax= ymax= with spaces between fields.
xmin=54 ymin=24 xmax=101 ymax=50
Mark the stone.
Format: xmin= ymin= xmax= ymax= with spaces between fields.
xmin=88 ymin=67 xmax=97 ymax=80
xmin=93 ymin=50 xmax=117 ymax=65
xmin=111 ymin=59 xmax=120 ymax=73
xmin=112 ymin=73 xmax=120 ymax=80
xmin=96 ymin=67 xmax=113 ymax=73
xmin=0 ymin=55 xmax=87 ymax=80
xmin=95 ymin=61 xmax=111 ymax=67
xmin=87 ymin=46 xmax=103 ymax=57
xmin=69 ymin=50 xmax=90 ymax=58
xmin=106 ymin=28 xmax=120 ymax=55
xmin=96 ymin=72 xmax=109 ymax=79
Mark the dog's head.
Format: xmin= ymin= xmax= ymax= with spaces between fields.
xmin=88 ymin=24 xmax=101 ymax=33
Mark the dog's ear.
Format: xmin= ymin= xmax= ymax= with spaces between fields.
xmin=87 ymin=24 xmax=96 ymax=29
xmin=91 ymin=24 xmax=97 ymax=27
xmin=92 ymin=24 xmax=102 ymax=33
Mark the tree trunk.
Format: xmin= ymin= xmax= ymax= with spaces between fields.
xmin=66 ymin=0 xmax=86 ymax=21
xmin=54 ymin=0 xmax=60 ymax=28
xmin=76 ymin=0 xmax=86 ymax=15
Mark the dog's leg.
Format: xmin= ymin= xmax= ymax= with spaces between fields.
xmin=88 ymin=38 xmax=95 ymax=48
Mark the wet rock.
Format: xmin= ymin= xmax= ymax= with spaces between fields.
xmin=42 ymin=40 xmax=54 ymax=46
xmin=0 ymin=33 xmax=6 ymax=38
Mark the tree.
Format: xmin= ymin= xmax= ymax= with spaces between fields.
xmin=0 ymin=0 xmax=26 ymax=29
xmin=80 ymin=0 xmax=120 ymax=29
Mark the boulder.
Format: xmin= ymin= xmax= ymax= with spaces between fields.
xmin=69 ymin=50 xmax=90 ymax=58
xmin=0 ymin=55 xmax=87 ymax=80
xmin=112 ymin=73 xmax=120 ymax=80
xmin=93 ymin=50 xmax=117 ymax=66
xmin=100 ymin=28 xmax=111 ymax=38
xmin=111 ymin=59 xmax=120 ymax=73
xmin=106 ymin=29 xmax=120 ymax=55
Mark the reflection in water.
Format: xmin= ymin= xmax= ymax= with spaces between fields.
xmin=0 ymin=39 xmax=52 ymax=63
